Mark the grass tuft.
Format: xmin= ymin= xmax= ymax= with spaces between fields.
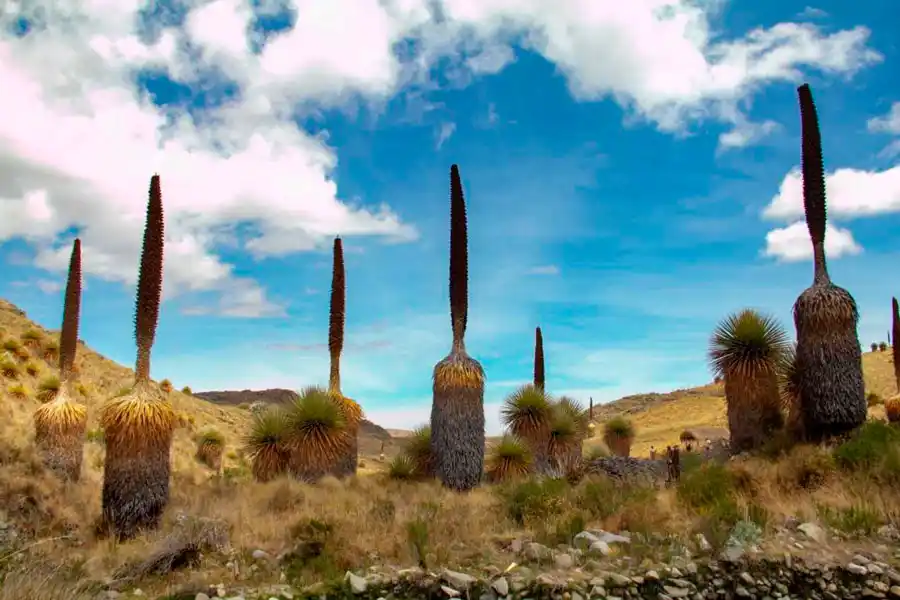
xmin=36 ymin=374 xmax=62 ymax=403
xmin=486 ymin=434 xmax=532 ymax=482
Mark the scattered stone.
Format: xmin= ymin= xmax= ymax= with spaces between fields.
xmin=662 ymin=584 xmax=690 ymax=598
xmin=251 ymin=550 xmax=270 ymax=561
xmin=194 ymin=594 xmax=210 ymax=600
xmin=849 ymin=563 xmax=869 ymax=576
xmin=442 ymin=569 xmax=476 ymax=589
xmin=345 ymin=572 xmax=367 ymax=594
xmin=440 ymin=585 xmax=460 ymax=597
xmin=798 ymin=522 xmax=826 ymax=543
xmin=554 ymin=553 xmax=574 ymax=569
xmin=524 ymin=542 xmax=552 ymax=561
xmin=491 ymin=577 xmax=509 ymax=596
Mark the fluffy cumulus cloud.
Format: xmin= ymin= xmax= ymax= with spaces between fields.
xmin=761 ymin=165 xmax=900 ymax=261
xmin=0 ymin=0 xmax=884 ymax=314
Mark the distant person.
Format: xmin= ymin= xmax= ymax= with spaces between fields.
xmin=704 ymin=439 xmax=712 ymax=458
xmin=649 ymin=445 xmax=657 ymax=460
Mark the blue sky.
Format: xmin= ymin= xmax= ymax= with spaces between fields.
xmin=1 ymin=0 xmax=899 ymax=432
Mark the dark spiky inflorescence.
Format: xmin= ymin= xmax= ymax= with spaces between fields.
xmin=892 ymin=297 xmax=900 ymax=393
xmin=328 ymin=237 xmax=345 ymax=393
xmin=100 ymin=381 xmax=176 ymax=541
xmin=797 ymin=84 xmax=829 ymax=283
xmin=500 ymin=384 xmax=552 ymax=474
xmin=449 ymin=164 xmax=468 ymax=347
xmin=486 ymin=434 xmax=532 ymax=483
xmin=533 ymin=326 xmax=545 ymax=390
xmin=792 ymin=84 xmax=866 ymax=442
xmin=59 ymin=238 xmax=81 ymax=382
xmin=709 ymin=309 xmax=788 ymax=452
xmin=244 ymin=407 xmax=291 ymax=482
xmin=134 ymin=174 xmax=164 ymax=382
xmin=286 ymin=386 xmax=348 ymax=482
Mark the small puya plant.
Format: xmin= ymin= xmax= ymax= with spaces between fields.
xmin=33 ymin=238 xmax=87 ymax=481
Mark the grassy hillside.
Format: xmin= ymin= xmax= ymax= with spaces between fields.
xmin=0 ymin=299 xmax=402 ymax=484
xmin=587 ymin=351 xmax=898 ymax=458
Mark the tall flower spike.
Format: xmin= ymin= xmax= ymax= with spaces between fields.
xmin=797 ymin=84 xmax=830 ymax=285
xmin=134 ymin=174 xmax=165 ymax=382
xmin=59 ymin=238 xmax=82 ymax=382
xmin=449 ymin=164 xmax=468 ymax=349
xmin=534 ymin=326 xmax=545 ymax=391
xmin=328 ymin=237 xmax=345 ymax=393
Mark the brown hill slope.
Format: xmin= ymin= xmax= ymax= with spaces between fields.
xmin=0 ymin=299 xmax=399 ymax=482
xmin=586 ymin=350 xmax=897 ymax=457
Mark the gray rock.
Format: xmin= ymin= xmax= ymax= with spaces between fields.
xmin=195 ymin=595 xmax=210 ymax=600
xmin=524 ymin=542 xmax=552 ymax=561
xmin=440 ymin=585 xmax=461 ymax=597
xmin=663 ymin=585 xmax=691 ymax=598
xmin=443 ymin=569 xmax=477 ymax=589
xmin=251 ymin=549 xmax=270 ymax=561
xmin=554 ymin=553 xmax=574 ymax=569
xmin=345 ymin=572 xmax=367 ymax=594
xmin=798 ymin=522 xmax=826 ymax=543
xmin=849 ymin=563 xmax=869 ymax=576
xmin=491 ymin=577 xmax=509 ymax=596
xmin=589 ymin=541 xmax=611 ymax=556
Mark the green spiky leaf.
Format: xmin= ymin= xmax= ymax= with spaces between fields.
xmin=501 ymin=384 xmax=552 ymax=436
xmin=708 ymin=309 xmax=790 ymax=380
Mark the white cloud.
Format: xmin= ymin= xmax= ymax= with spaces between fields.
xmin=763 ymin=166 xmax=900 ymax=220
xmin=763 ymin=221 xmax=862 ymax=262
xmin=718 ymin=118 xmax=779 ymax=150
xmin=0 ymin=0 xmax=883 ymax=317
xmin=435 ymin=122 xmax=456 ymax=149
xmin=797 ymin=7 xmax=828 ymax=19
xmin=527 ymin=265 xmax=560 ymax=275
xmin=868 ymin=102 xmax=900 ymax=135
xmin=35 ymin=279 xmax=63 ymax=294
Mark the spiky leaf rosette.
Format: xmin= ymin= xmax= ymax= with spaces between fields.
xmin=777 ymin=344 xmax=804 ymax=439
xmin=134 ymin=174 xmax=165 ymax=382
xmin=792 ymin=84 xmax=866 ymax=442
xmin=100 ymin=380 xmax=176 ymax=540
xmin=196 ymin=429 xmax=225 ymax=471
xmin=892 ymin=297 xmax=900 ymax=393
xmin=499 ymin=383 xmax=551 ymax=473
xmin=431 ymin=352 xmax=485 ymax=491
xmin=243 ymin=407 xmax=290 ymax=482
xmin=486 ymin=434 xmax=532 ymax=483
xmin=449 ymin=164 xmax=468 ymax=349
xmin=33 ymin=384 xmax=87 ymax=481
xmin=328 ymin=237 xmax=345 ymax=393
xmin=709 ymin=309 xmax=788 ymax=452
xmin=555 ymin=396 xmax=589 ymax=438
xmin=534 ymin=326 xmax=545 ymax=390
xmin=602 ymin=416 xmax=635 ymax=457
xmin=59 ymin=238 xmax=82 ymax=382
xmin=547 ymin=401 xmax=581 ymax=467
xmin=286 ymin=386 xmax=348 ymax=482
xmin=404 ymin=424 xmax=435 ymax=478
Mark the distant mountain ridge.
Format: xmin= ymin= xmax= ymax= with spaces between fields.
xmin=194 ymin=388 xmax=394 ymax=441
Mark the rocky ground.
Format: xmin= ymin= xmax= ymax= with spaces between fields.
xmin=82 ymin=518 xmax=900 ymax=600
